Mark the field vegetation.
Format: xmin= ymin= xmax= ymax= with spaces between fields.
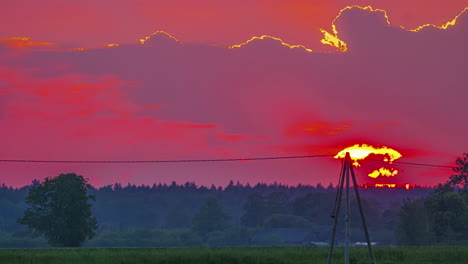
xmin=1 ymin=247 xmax=468 ymax=264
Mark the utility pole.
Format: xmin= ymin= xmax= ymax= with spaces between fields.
xmin=327 ymin=152 xmax=376 ymax=264
xmin=344 ymin=156 xmax=350 ymax=264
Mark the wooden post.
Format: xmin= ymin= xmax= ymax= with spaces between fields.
xmin=327 ymin=152 xmax=377 ymax=264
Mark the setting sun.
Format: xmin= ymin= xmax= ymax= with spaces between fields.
xmin=334 ymin=144 xmax=402 ymax=166
xmin=335 ymin=144 xmax=402 ymax=178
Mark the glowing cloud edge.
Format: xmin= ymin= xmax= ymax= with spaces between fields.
xmin=402 ymin=7 xmax=468 ymax=32
xmin=2 ymin=6 xmax=466 ymax=53
xmin=228 ymin=35 xmax=313 ymax=52
xmin=320 ymin=5 xmax=467 ymax=51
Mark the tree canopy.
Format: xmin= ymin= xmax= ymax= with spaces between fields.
xmin=449 ymin=153 xmax=468 ymax=190
xmin=192 ymin=197 xmax=228 ymax=239
xmin=18 ymin=173 xmax=97 ymax=247
xmin=395 ymin=153 xmax=468 ymax=245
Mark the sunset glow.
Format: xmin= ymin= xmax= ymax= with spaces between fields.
xmin=334 ymin=144 xmax=402 ymax=167
xmin=0 ymin=2 xmax=465 ymax=187
xmin=0 ymin=37 xmax=55 ymax=50
xmin=2 ymin=1 xmax=468 ymax=254
xmin=335 ymin=144 xmax=403 ymax=180
xmin=368 ymin=167 xmax=399 ymax=178
xmin=360 ymin=183 xmax=412 ymax=190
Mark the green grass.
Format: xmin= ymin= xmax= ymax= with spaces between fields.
xmin=0 ymin=247 xmax=468 ymax=264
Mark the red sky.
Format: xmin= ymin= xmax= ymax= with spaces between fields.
xmin=0 ymin=0 xmax=467 ymax=187
xmin=1 ymin=0 xmax=466 ymax=48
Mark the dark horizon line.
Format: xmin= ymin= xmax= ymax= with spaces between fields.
xmin=0 ymin=179 xmax=437 ymax=191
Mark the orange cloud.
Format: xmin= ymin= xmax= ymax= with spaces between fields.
xmin=0 ymin=37 xmax=55 ymax=51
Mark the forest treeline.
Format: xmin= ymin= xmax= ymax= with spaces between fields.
xmin=0 ymin=180 xmax=432 ymax=247
xmin=2 ymin=152 xmax=468 ymax=248
xmin=396 ymin=154 xmax=468 ymax=245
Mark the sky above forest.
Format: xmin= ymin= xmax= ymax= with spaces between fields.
xmin=0 ymin=0 xmax=467 ymax=187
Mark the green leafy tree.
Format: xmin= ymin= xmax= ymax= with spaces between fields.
xmin=18 ymin=173 xmax=97 ymax=247
xmin=192 ymin=197 xmax=228 ymax=238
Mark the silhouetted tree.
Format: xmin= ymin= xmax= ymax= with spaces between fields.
xmin=350 ymin=197 xmax=381 ymax=228
xmin=18 ymin=173 xmax=97 ymax=247
xmin=395 ymin=199 xmax=433 ymax=245
xmin=292 ymin=192 xmax=335 ymax=225
xmin=264 ymin=214 xmax=312 ymax=228
xmin=241 ymin=193 xmax=269 ymax=227
xmin=420 ymin=154 xmax=468 ymax=244
xmin=266 ymin=192 xmax=289 ymax=215
xmin=425 ymin=188 xmax=468 ymax=243
xmin=165 ymin=208 xmax=192 ymax=228
xmin=449 ymin=153 xmax=468 ymax=190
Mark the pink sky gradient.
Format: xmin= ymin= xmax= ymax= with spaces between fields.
xmin=0 ymin=2 xmax=467 ymax=187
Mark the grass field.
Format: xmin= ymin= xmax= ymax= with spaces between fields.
xmin=1 ymin=246 xmax=468 ymax=264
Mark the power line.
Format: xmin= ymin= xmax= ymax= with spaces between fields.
xmin=0 ymin=155 xmax=457 ymax=169
xmin=394 ymin=161 xmax=455 ymax=169
xmin=368 ymin=159 xmax=456 ymax=169
xmin=0 ymin=154 xmax=334 ymax=164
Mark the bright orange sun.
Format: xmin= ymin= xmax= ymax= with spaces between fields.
xmin=334 ymin=144 xmax=402 ymax=178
